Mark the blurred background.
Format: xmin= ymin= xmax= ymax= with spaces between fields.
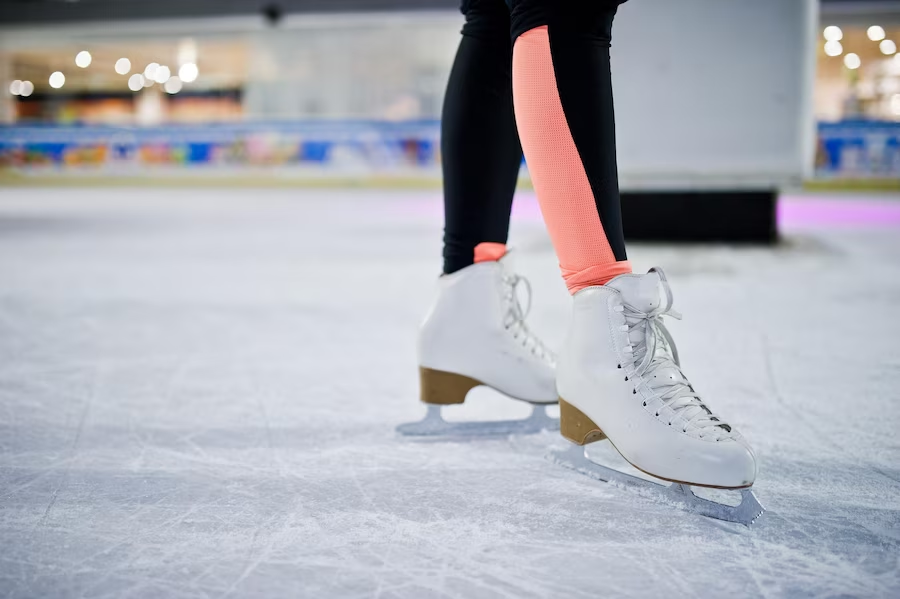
xmin=2 ymin=2 xmax=900 ymax=598
xmin=0 ymin=0 xmax=897 ymax=190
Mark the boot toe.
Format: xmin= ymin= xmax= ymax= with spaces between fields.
xmin=708 ymin=438 xmax=757 ymax=488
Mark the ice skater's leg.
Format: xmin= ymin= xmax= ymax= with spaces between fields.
xmin=511 ymin=1 xmax=631 ymax=292
xmin=441 ymin=0 xmax=522 ymax=274
xmin=402 ymin=1 xmax=558 ymax=436
xmin=509 ymin=2 xmax=761 ymax=506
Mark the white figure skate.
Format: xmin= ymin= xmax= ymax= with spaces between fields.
xmin=397 ymin=252 xmax=558 ymax=437
xmin=551 ymin=268 xmax=765 ymax=525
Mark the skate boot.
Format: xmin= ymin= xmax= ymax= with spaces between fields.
xmin=397 ymin=252 xmax=558 ymax=437
xmin=552 ymin=268 xmax=765 ymax=525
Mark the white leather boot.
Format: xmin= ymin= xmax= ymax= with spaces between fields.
xmin=556 ymin=268 xmax=757 ymax=489
xmin=416 ymin=252 xmax=557 ymax=406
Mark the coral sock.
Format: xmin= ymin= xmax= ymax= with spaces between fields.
xmin=473 ymin=242 xmax=508 ymax=263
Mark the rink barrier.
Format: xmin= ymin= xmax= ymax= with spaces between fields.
xmin=0 ymin=120 xmax=442 ymax=175
xmin=1 ymin=119 xmax=897 ymax=181
xmin=816 ymin=120 xmax=900 ymax=180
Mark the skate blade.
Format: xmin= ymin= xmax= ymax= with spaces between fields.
xmin=397 ymin=404 xmax=558 ymax=438
xmin=550 ymin=444 xmax=766 ymax=526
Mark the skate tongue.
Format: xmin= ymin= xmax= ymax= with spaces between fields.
xmin=605 ymin=271 xmax=667 ymax=362
xmin=606 ymin=271 xmax=663 ymax=313
xmin=497 ymin=248 xmax=516 ymax=271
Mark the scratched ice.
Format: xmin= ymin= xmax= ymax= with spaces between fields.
xmin=0 ymin=187 xmax=898 ymax=598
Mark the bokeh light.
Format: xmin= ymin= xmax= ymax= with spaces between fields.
xmin=154 ymin=65 xmax=171 ymax=84
xmin=127 ymin=73 xmax=145 ymax=91
xmin=823 ymin=26 xmax=843 ymax=42
xmin=164 ymin=76 xmax=183 ymax=94
xmin=867 ymin=26 xmax=886 ymax=41
xmin=178 ymin=62 xmax=198 ymax=83
xmin=144 ymin=62 xmax=160 ymax=80
xmin=49 ymin=71 xmax=66 ymax=88
xmin=115 ymin=58 xmax=132 ymax=75
xmin=75 ymin=50 xmax=92 ymax=68
xmin=824 ymin=41 xmax=843 ymax=57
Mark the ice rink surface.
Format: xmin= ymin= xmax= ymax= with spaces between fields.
xmin=1 ymin=187 xmax=899 ymax=598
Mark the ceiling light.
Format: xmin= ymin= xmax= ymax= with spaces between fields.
xmin=75 ymin=50 xmax=92 ymax=68
xmin=823 ymin=26 xmax=843 ymax=42
xmin=154 ymin=65 xmax=171 ymax=84
xmin=178 ymin=62 xmax=198 ymax=83
xmin=128 ymin=74 xmax=145 ymax=91
xmin=164 ymin=77 xmax=183 ymax=94
xmin=144 ymin=62 xmax=159 ymax=80
xmin=49 ymin=71 xmax=66 ymax=89
xmin=115 ymin=58 xmax=131 ymax=75
xmin=867 ymin=26 xmax=886 ymax=41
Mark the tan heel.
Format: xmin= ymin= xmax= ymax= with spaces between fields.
xmin=559 ymin=398 xmax=606 ymax=445
xmin=419 ymin=367 xmax=482 ymax=405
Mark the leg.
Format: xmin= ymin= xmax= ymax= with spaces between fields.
xmin=510 ymin=2 xmax=760 ymax=507
xmin=401 ymin=0 xmax=558 ymax=436
xmin=441 ymin=0 xmax=522 ymax=274
xmin=511 ymin=0 xmax=631 ymax=291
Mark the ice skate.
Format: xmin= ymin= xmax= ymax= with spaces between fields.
xmin=397 ymin=252 xmax=558 ymax=437
xmin=551 ymin=268 xmax=765 ymax=525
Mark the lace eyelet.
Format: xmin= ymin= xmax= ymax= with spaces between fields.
xmin=642 ymin=402 xmax=646 ymax=406
xmin=632 ymin=390 xmax=636 ymax=395
xmin=624 ymin=376 xmax=628 ymax=381
xmin=617 ymin=364 xmax=621 ymax=369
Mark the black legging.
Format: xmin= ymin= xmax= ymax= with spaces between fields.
xmin=442 ymin=0 xmax=628 ymax=275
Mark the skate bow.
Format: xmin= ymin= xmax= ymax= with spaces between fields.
xmin=619 ymin=268 xmax=736 ymax=441
xmin=502 ymin=272 xmax=554 ymax=363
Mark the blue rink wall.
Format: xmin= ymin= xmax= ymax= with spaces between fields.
xmin=816 ymin=120 xmax=900 ymax=179
xmin=1 ymin=120 xmax=899 ymax=180
xmin=0 ymin=121 xmax=442 ymax=177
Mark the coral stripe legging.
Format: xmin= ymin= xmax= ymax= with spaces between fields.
xmin=442 ymin=0 xmax=631 ymax=292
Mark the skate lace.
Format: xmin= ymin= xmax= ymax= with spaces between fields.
xmin=502 ymin=273 xmax=555 ymax=364
xmin=619 ymin=268 xmax=736 ymax=441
